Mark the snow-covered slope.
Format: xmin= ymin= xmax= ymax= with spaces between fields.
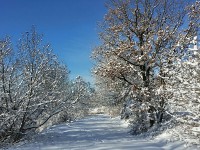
xmin=5 ymin=114 xmax=198 ymax=150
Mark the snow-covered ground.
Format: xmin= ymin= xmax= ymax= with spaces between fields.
xmin=4 ymin=114 xmax=199 ymax=150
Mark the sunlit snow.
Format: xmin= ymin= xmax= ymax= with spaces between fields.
xmin=6 ymin=114 xmax=198 ymax=150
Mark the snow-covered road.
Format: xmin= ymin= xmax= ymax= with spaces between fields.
xmin=6 ymin=114 xmax=196 ymax=150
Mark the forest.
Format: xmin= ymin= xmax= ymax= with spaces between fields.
xmin=0 ymin=0 xmax=200 ymax=149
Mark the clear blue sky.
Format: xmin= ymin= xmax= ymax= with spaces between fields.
xmin=0 ymin=0 xmax=107 ymax=82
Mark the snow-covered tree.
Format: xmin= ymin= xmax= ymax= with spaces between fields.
xmin=0 ymin=37 xmax=14 ymax=109
xmin=11 ymin=27 xmax=70 ymax=141
xmin=163 ymin=1 xmax=200 ymax=145
xmin=92 ymin=0 xmax=196 ymax=133
xmin=0 ymin=37 xmax=19 ymax=143
xmin=0 ymin=28 xmax=71 ymax=143
xmin=58 ymin=76 xmax=95 ymax=122
xmin=71 ymin=76 xmax=94 ymax=116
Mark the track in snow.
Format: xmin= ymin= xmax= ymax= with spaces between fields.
xmin=6 ymin=114 xmax=195 ymax=150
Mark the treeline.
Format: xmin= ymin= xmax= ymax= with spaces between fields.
xmin=0 ymin=27 xmax=95 ymax=144
xmin=92 ymin=0 xmax=200 ymax=145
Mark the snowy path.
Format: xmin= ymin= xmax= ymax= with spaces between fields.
xmin=6 ymin=114 xmax=196 ymax=150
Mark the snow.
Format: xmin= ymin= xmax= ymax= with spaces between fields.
xmin=5 ymin=114 xmax=199 ymax=150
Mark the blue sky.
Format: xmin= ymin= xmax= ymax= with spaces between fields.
xmin=0 ymin=0 xmax=107 ymax=82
